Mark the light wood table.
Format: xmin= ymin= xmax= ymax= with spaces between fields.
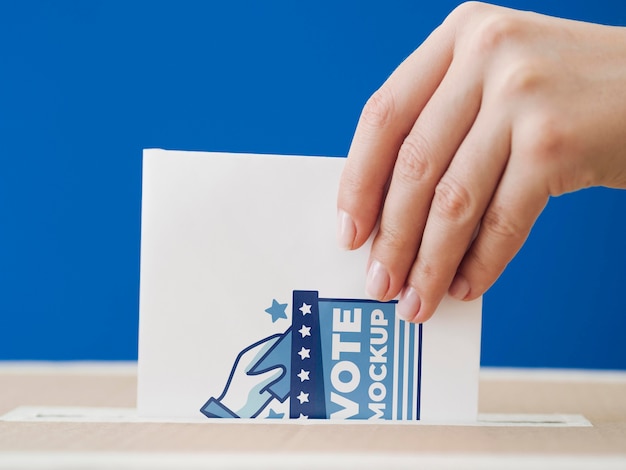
xmin=0 ymin=364 xmax=624 ymax=469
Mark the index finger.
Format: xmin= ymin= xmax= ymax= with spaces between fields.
xmin=337 ymin=18 xmax=456 ymax=251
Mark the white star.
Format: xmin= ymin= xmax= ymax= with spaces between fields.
xmin=298 ymin=413 xmax=309 ymax=420
xmin=296 ymin=391 xmax=309 ymax=404
xmin=297 ymin=369 xmax=310 ymax=382
xmin=297 ymin=347 xmax=310 ymax=360
xmin=298 ymin=325 xmax=311 ymax=338
xmin=299 ymin=303 xmax=312 ymax=315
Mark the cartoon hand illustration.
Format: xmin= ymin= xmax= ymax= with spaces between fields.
xmin=200 ymin=330 xmax=291 ymax=419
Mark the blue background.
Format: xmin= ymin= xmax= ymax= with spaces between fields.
xmin=1 ymin=1 xmax=625 ymax=368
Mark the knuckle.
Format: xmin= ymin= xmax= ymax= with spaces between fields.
xmin=360 ymin=87 xmax=395 ymax=130
xmin=338 ymin=166 xmax=386 ymax=225
xmin=375 ymin=222 xmax=412 ymax=254
xmin=395 ymin=133 xmax=433 ymax=184
xmin=339 ymin=165 xmax=370 ymax=200
xmin=481 ymin=206 xmax=525 ymax=241
xmin=339 ymin=165 xmax=361 ymax=194
xmin=433 ymin=178 xmax=474 ymax=223
xmin=517 ymin=110 xmax=595 ymax=195
xmin=449 ymin=2 xmax=488 ymax=24
xmin=516 ymin=110 xmax=573 ymax=195
xmin=469 ymin=13 xmax=525 ymax=56
xmin=523 ymin=111 xmax=569 ymax=163
xmin=499 ymin=59 xmax=549 ymax=100
xmin=416 ymin=257 xmax=441 ymax=280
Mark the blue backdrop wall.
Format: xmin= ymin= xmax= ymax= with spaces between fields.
xmin=1 ymin=0 xmax=625 ymax=368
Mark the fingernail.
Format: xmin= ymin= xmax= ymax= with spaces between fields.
xmin=449 ymin=273 xmax=471 ymax=300
xmin=366 ymin=260 xmax=389 ymax=300
xmin=337 ymin=210 xmax=356 ymax=250
xmin=397 ymin=286 xmax=421 ymax=321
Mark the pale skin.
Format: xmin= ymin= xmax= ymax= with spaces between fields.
xmin=337 ymin=2 xmax=626 ymax=323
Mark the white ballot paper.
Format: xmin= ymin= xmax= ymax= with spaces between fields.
xmin=138 ymin=149 xmax=482 ymax=423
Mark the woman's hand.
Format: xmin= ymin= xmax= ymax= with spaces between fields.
xmin=337 ymin=1 xmax=626 ymax=322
